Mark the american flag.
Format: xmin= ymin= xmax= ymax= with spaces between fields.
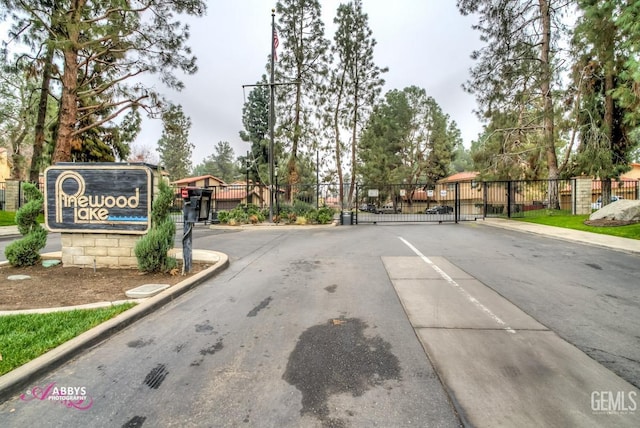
xmin=273 ymin=28 xmax=279 ymax=61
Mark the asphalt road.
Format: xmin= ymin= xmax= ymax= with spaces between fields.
xmin=0 ymin=222 xmax=638 ymax=427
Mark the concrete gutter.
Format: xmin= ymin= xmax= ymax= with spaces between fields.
xmin=0 ymin=249 xmax=229 ymax=403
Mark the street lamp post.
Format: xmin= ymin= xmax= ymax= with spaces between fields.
xmin=241 ymin=10 xmax=298 ymax=222
xmin=269 ymin=9 xmax=276 ymax=222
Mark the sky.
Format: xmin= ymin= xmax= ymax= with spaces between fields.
xmin=133 ymin=0 xmax=486 ymax=166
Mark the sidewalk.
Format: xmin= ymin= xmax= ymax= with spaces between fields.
xmin=479 ymin=217 xmax=640 ymax=255
xmin=0 ymin=226 xmax=19 ymax=237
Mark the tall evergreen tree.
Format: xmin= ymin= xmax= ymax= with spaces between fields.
xmin=614 ymin=1 xmax=640 ymax=122
xmin=359 ymin=87 xmax=460 ymax=201
xmin=275 ymin=0 xmax=330 ymax=189
xmin=327 ymin=0 xmax=386 ymax=206
xmin=457 ymin=0 xmax=568 ymax=205
xmin=240 ymin=75 xmax=270 ymax=183
xmin=157 ymin=104 xmax=193 ymax=181
xmin=569 ymin=0 xmax=638 ymax=205
xmin=0 ymin=62 xmax=36 ymax=180
xmin=191 ymin=141 xmax=237 ymax=182
xmin=1 ymin=0 xmax=206 ymax=164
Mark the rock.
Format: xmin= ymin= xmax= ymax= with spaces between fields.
xmin=42 ymin=259 xmax=61 ymax=267
xmin=8 ymin=275 xmax=31 ymax=281
xmin=589 ymin=199 xmax=640 ymax=222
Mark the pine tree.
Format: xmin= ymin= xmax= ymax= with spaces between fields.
xmin=457 ymin=0 xmax=566 ymax=192
xmin=275 ymin=0 xmax=330 ymax=189
xmin=567 ymin=0 xmax=640 ymax=206
xmin=192 ymin=142 xmax=237 ymax=182
xmin=157 ymin=104 xmax=194 ymax=181
xmin=1 ymin=0 xmax=206 ymax=164
xmin=359 ymin=87 xmax=460 ymax=199
xmin=328 ymin=0 xmax=386 ymax=206
xmin=240 ymin=76 xmax=270 ymax=183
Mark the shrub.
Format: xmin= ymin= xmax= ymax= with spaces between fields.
xmin=306 ymin=209 xmax=319 ymax=223
xmin=293 ymin=200 xmax=313 ymax=217
xmin=5 ymin=183 xmax=47 ymax=267
xmin=317 ymin=206 xmax=335 ymax=224
xmin=134 ymin=181 xmax=176 ymax=273
xmin=135 ymin=218 xmax=177 ymax=272
xmin=217 ymin=210 xmax=230 ymax=224
xmin=5 ymin=227 xmax=48 ymax=267
xmin=223 ymin=203 xmax=265 ymax=224
xmin=151 ymin=180 xmax=174 ymax=224
xmin=277 ymin=203 xmax=294 ymax=220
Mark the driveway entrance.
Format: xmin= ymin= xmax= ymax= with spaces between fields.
xmin=355 ymin=182 xmax=481 ymax=224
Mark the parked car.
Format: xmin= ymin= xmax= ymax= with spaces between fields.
xmin=378 ymin=203 xmax=401 ymax=214
xmin=360 ymin=203 xmax=378 ymax=213
xmin=591 ymin=195 xmax=623 ymax=210
xmin=425 ymin=205 xmax=454 ymax=214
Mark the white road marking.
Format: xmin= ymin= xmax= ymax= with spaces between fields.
xmin=398 ymin=237 xmax=516 ymax=334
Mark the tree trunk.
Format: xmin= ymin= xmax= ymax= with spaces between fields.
xmin=52 ymin=0 xmax=84 ymax=164
xmin=30 ymin=44 xmax=54 ymax=181
xmin=602 ymin=22 xmax=615 ymax=207
xmin=539 ymin=0 xmax=560 ymax=208
xmin=348 ymin=72 xmax=359 ymax=207
xmin=11 ymin=128 xmax=28 ymax=180
xmin=287 ymin=16 xmax=304 ymax=195
xmin=334 ymin=72 xmax=346 ymax=209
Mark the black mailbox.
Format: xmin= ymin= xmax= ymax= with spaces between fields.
xmin=180 ymin=187 xmax=213 ymax=222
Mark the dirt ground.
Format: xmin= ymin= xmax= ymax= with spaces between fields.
xmin=0 ymin=261 xmax=209 ymax=311
xmin=583 ymin=219 xmax=639 ymax=227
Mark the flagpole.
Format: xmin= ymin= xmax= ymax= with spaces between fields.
xmin=269 ymin=9 xmax=276 ymax=222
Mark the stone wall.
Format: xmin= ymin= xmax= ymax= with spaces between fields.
xmin=61 ymin=233 xmax=140 ymax=268
xmin=4 ymin=180 xmax=20 ymax=212
xmin=573 ymin=176 xmax=592 ymax=215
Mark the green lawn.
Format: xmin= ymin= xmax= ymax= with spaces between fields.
xmin=514 ymin=213 xmax=640 ymax=240
xmin=0 ymin=211 xmax=18 ymax=227
xmin=0 ymin=211 xmax=44 ymax=227
xmin=0 ymin=303 xmax=135 ymax=376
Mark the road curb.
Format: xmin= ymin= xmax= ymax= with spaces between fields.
xmin=0 ymin=250 xmax=229 ymax=403
xmin=477 ymin=218 xmax=640 ymax=255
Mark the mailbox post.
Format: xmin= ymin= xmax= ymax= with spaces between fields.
xmin=181 ymin=188 xmax=196 ymax=273
xmin=180 ymin=187 xmax=213 ymax=274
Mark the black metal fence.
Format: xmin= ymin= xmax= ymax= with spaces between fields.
xmin=480 ymin=179 xmax=573 ymax=218
xmin=353 ymin=178 xmax=639 ymax=223
xmin=1 ymin=177 xmax=635 ymax=225
xmin=169 ymin=183 xmax=344 ymax=223
xmin=354 ymin=182 xmax=474 ymax=223
xmin=0 ymin=182 xmax=6 ymax=211
xmin=164 ymin=178 xmax=640 ymax=224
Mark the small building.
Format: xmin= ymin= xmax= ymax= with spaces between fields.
xmin=0 ymin=149 xmax=11 ymax=181
xmin=214 ymin=182 xmax=265 ymax=211
xmin=172 ymin=174 xmax=226 ymax=189
xmin=435 ymin=172 xmax=482 ymax=215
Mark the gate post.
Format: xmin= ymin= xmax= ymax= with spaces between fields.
xmin=355 ymin=183 xmax=359 ymax=225
xmin=455 ymin=182 xmax=460 ymax=224
xmin=483 ymin=182 xmax=488 ymax=218
xmin=507 ymin=181 xmax=512 ymax=218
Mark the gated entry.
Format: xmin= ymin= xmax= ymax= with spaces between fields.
xmin=352 ymin=179 xmax=581 ymax=224
xmin=354 ymin=182 xmax=482 ymax=224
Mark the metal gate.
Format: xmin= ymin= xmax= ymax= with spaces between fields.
xmin=354 ymin=182 xmax=482 ymax=224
